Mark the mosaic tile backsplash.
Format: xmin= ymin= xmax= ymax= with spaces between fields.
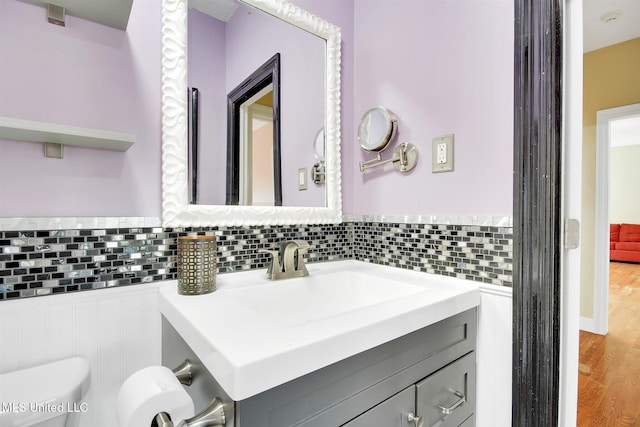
xmin=353 ymin=223 xmax=512 ymax=286
xmin=0 ymin=221 xmax=512 ymax=300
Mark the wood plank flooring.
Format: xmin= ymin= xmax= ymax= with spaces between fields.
xmin=577 ymin=262 xmax=640 ymax=426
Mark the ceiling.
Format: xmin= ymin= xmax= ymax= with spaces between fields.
xmin=17 ymin=0 xmax=639 ymax=46
xmin=584 ymin=0 xmax=640 ymax=147
xmin=583 ymin=0 xmax=640 ymax=52
xmin=189 ymin=0 xmax=239 ymax=22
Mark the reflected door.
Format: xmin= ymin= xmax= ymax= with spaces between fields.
xmin=240 ymin=96 xmax=275 ymax=205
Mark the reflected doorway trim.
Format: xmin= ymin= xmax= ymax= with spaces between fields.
xmin=188 ymin=87 xmax=199 ymax=204
xmin=226 ymin=53 xmax=282 ymax=206
xmin=241 ymin=99 xmax=275 ymax=205
xmin=513 ymin=0 xmax=563 ymax=425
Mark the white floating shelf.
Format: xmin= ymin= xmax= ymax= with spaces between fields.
xmin=0 ymin=117 xmax=135 ymax=152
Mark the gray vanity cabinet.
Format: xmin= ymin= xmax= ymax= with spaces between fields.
xmin=162 ymin=308 xmax=477 ymax=427
xmin=415 ymin=351 xmax=475 ymax=426
xmin=341 ymin=385 xmax=416 ymax=427
xmin=342 ymin=351 xmax=475 ymax=427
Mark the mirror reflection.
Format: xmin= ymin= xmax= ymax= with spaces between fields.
xmin=358 ymin=107 xmax=397 ymax=152
xmin=313 ymin=128 xmax=325 ymax=162
xmin=226 ymin=53 xmax=281 ymax=206
xmin=187 ymin=0 xmax=326 ymax=207
xmin=311 ymin=128 xmax=325 ymax=185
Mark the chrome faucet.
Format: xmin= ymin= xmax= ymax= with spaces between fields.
xmin=259 ymin=240 xmax=310 ymax=280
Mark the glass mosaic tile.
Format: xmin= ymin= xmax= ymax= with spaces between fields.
xmin=0 ymin=220 xmax=511 ymax=300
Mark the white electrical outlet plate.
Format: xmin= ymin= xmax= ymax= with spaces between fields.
xmin=432 ymin=134 xmax=454 ymax=173
xmin=436 ymin=142 xmax=447 ymax=164
xmin=298 ymin=167 xmax=308 ymax=190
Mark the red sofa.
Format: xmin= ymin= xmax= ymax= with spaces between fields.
xmin=610 ymin=223 xmax=640 ymax=263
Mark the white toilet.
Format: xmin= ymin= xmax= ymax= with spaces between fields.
xmin=0 ymin=356 xmax=91 ymax=427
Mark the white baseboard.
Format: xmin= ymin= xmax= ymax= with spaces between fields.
xmin=580 ymin=315 xmax=606 ymax=335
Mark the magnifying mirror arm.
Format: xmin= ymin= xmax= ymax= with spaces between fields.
xmin=359 ymin=152 xmax=387 ymax=172
xmin=359 ymin=143 xmax=418 ymax=173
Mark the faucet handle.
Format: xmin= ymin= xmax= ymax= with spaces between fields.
xmin=292 ymin=240 xmax=310 ymax=251
xmin=258 ymin=248 xmax=278 ymax=257
xmin=259 ymin=242 xmax=311 ymax=280
xmin=292 ymin=241 xmax=310 ymax=275
xmin=258 ymin=249 xmax=281 ymax=276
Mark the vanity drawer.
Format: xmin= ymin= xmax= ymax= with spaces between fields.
xmin=341 ymin=385 xmax=415 ymax=427
xmin=416 ymin=351 xmax=475 ymax=427
xmin=237 ymin=308 xmax=477 ymax=426
xmin=340 ymin=351 xmax=475 ymax=427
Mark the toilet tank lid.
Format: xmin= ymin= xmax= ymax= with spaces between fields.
xmin=0 ymin=356 xmax=91 ymax=424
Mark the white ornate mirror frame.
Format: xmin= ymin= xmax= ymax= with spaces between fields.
xmin=161 ymin=0 xmax=342 ymax=227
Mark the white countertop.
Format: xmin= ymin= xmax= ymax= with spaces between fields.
xmin=159 ymin=260 xmax=480 ymax=401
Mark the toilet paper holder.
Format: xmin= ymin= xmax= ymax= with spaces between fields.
xmin=154 ymin=397 xmax=226 ymax=427
xmin=171 ymin=359 xmax=193 ymax=386
xmin=155 ymin=360 xmax=226 ymax=427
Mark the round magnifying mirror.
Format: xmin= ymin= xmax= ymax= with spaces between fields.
xmin=357 ymin=107 xmax=397 ymax=152
xmin=313 ymin=128 xmax=325 ymax=161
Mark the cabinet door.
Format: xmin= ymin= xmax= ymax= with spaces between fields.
xmin=416 ymin=352 xmax=475 ymax=427
xmin=341 ymin=386 xmax=416 ymax=427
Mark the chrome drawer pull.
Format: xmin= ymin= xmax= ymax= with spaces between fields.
xmin=407 ymin=412 xmax=424 ymax=427
xmin=438 ymin=390 xmax=466 ymax=415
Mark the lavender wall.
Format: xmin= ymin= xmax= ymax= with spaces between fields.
xmin=188 ymin=9 xmax=227 ymax=205
xmin=351 ymin=0 xmax=514 ymax=217
xmin=1 ymin=0 xmax=510 ymax=220
xmin=0 ymin=0 xmax=162 ymax=218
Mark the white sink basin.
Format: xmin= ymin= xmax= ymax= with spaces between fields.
xmin=159 ymin=260 xmax=479 ymax=401
xmin=225 ymin=270 xmax=425 ymax=326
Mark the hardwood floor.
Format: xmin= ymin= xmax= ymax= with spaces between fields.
xmin=577 ymin=262 xmax=640 ymax=426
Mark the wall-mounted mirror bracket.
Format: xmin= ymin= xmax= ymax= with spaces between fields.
xmin=359 ymin=142 xmax=418 ymax=172
xmin=311 ymin=161 xmax=325 ymax=184
xmin=312 ymin=128 xmax=325 ymax=185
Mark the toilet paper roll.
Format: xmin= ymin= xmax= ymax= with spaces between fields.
xmin=117 ymin=366 xmax=195 ymax=427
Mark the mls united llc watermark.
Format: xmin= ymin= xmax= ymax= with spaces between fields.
xmin=2 ymin=401 xmax=89 ymax=414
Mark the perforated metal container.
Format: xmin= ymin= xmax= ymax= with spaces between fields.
xmin=177 ymin=236 xmax=216 ymax=295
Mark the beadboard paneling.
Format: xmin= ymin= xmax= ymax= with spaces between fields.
xmin=476 ymin=284 xmax=513 ymax=427
xmin=0 ymin=282 xmax=167 ymax=427
xmin=1 ymin=270 xmax=513 ymax=426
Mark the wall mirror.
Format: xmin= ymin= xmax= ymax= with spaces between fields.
xmin=358 ymin=107 xmax=397 ymax=152
xmin=161 ymin=0 xmax=342 ymax=227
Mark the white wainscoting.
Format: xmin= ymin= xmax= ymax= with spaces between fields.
xmin=1 ymin=279 xmax=513 ymax=426
xmin=0 ymin=282 xmax=168 ymax=427
xmin=476 ymin=283 xmax=513 ymax=427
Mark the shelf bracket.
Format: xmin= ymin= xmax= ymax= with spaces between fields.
xmin=47 ymin=4 xmax=66 ymax=27
xmin=43 ymin=142 xmax=64 ymax=159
